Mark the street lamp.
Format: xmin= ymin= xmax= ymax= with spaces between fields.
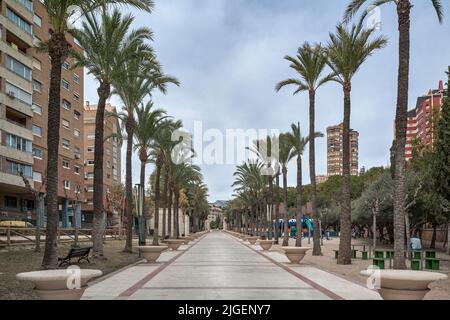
xmin=134 ymin=184 xmax=144 ymax=248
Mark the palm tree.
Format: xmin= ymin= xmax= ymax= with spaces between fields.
xmin=114 ymin=53 xmax=179 ymax=253
xmin=344 ymin=0 xmax=444 ymax=270
xmin=71 ymin=6 xmax=154 ymax=258
xmin=326 ymin=20 xmax=387 ymax=264
xmin=276 ymin=43 xmax=334 ymax=255
xmin=186 ymin=183 xmax=209 ymax=233
xmin=38 ymin=0 xmax=154 ymax=269
xmin=133 ymin=102 xmax=168 ymax=245
xmin=278 ymin=134 xmax=295 ymax=246
xmin=287 ymin=123 xmax=324 ymax=247
xmin=151 ymin=119 xmax=183 ymax=242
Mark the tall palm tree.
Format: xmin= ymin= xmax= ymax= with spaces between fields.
xmin=186 ymin=183 xmax=209 ymax=233
xmin=151 ymin=119 xmax=183 ymax=242
xmin=344 ymin=0 xmax=444 ymax=270
xmin=278 ymin=134 xmax=295 ymax=246
xmin=114 ymin=53 xmax=179 ymax=253
xmin=71 ymin=7 xmax=153 ymax=258
xmin=133 ymin=102 xmax=168 ymax=245
xmin=326 ymin=20 xmax=387 ymax=264
xmin=287 ymin=123 xmax=324 ymax=248
xmin=276 ymin=43 xmax=333 ymax=255
xmin=38 ymin=0 xmax=153 ymax=270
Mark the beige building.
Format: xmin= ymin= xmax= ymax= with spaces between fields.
xmin=82 ymin=102 xmax=122 ymax=227
xmin=327 ymin=123 xmax=359 ymax=177
xmin=206 ymin=204 xmax=223 ymax=230
xmin=0 ymin=0 xmax=83 ymax=226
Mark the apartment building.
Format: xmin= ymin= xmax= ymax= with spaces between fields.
xmin=82 ymin=102 xmax=122 ymax=227
xmin=405 ymin=80 xmax=445 ymax=160
xmin=327 ymin=123 xmax=359 ymax=176
xmin=0 ymin=0 xmax=36 ymax=221
xmin=0 ymin=0 xmax=85 ymax=227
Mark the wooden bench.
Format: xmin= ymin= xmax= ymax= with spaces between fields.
xmin=58 ymin=247 xmax=92 ymax=267
xmin=425 ymin=258 xmax=440 ymax=271
xmin=373 ymin=258 xmax=386 ymax=269
xmin=411 ymin=259 xmax=421 ymax=271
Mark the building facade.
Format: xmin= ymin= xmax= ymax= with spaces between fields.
xmin=327 ymin=123 xmax=359 ymax=177
xmin=405 ymin=81 xmax=445 ymax=160
xmin=206 ymin=204 xmax=223 ymax=230
xmin=0 ymin=0 xmax=85 ymax=227
xmin=82 ymin=102 xmax=122 ymax=227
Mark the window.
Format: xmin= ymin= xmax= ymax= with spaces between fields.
xmin=6 ymin=56 xmax=32 ymax=81
xmin=87 ymin=146 xmax=95 ymax=153
xmin=5 ymin=82 xmax=32 ymax=106
xmin=62 ymin=139 xmax=70 ymax=149
xmin=33 ymin=79 xmax=43 ymax=93
xmin=63 ymin=61 xmax=70 ymax=70
xmin=87 ymin=134 xmax=95 ymax=140
xmin=33 ymin=58 xmax=41 ymax=71
xmin=33 ymin=172 xmax=42 ymax=182
xmin=7 ymin=160 xmax=32 ymax=177
xmin=33 ymin=35 xmax=41 ymax=46
xmin=73 ymin=93 xmax=80 ymax=101
xmin=106 ymin=161 xmax=111 ymax=168
xmin=74 ymin=166 xmax=80 ymax=175
xmin=86 ymin=185 xmax=94 ymax=193
xmin=87 ymin=160 xmax=95 ymax=166
xmin=62 ymin=160 xmax=70 ymax=169
xmin=62 ymin=79 xmax=70 ymax=90
xmin=73 ymin=74 xmax=80 ymax=84
xmin=32 ymin=103 xmax=42 ymax=115
xmin=85 ymin=172 xmax=94 ymax=180
xmin=17 ymin=0 xmax=33 ymax=12
xmin=33 ymin=147 xmax=43 ymax=159
xmin=73 ymin=129 xmax=80 ymax=137
xmin=107 ymin=173 xmax=111 ymax=179
xmin=6 ymin=8 xmax=32 ymax=35
xmin=74 ymin=147 xmax=81 ymax=159
xmin=4 ymin=196 xmax=17 ymax=208
xmin=32 ymin=125 xmax=42 ymax=137
xmin=62 ymin=119 xmax=70 ymax=129
xmin=63 ymin=180 xmax=70 ymax=190
xmin=106 ymin=149 xmax=111 ymax=156
xmin=62 ymin=100 xmax=71 ymax=110
xmin=34 ymin=14 xmax=42 ymax=27
xmin=74 ymin=111 xmax=81 ymax=120
xmin=6 ymin=133 xmax=32 ymax=152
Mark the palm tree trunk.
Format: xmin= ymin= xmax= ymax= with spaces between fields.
xmin=274 ymin=173 xmax=280 ymax=244
xmin=139 ymin=157 xmax=147 ymax=245
xmin=42 ymin=33 xmax=69 ymax=269
xmin=174 ymin=189 xmax=180 ymax=239
xmin=153 ymin=157 xmax=163 ymax=245
xmin=92 ymin=82 xmax=110 ymax=258
xmin=430 ymin=223 xmax=437 ymax=249
xmin=282 ymin=166 xmax=289 ymax=247
xmin=393 ymin=0 xmax=411 ymax=270
xmin=124 ymin=118 xmax=134 ymax=253
xmin=162 ymin=167 xmax=168 ymax=239
xmin=309 ymin=89 xmax=322 ymax=255
xmin=338 ymin=83 xmax=352 ymax=265
xmin=268 ymin=172 xmax=274 ymax=240
xmin=295 ymin=156 xmax=303 ymax=247
xmin=168 ymin=188 xmax=173 ymax=238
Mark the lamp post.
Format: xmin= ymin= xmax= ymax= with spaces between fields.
xmin=134 ymin=184 xmax=144 ymax=249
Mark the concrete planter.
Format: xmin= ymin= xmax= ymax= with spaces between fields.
xmin=281 ymin=247 xmax=311 ymax=264
xmin=259 ymin=240 xmax=274 ymax=251
xmin=167 ymin=240 xmax=185 ymax=251
xmin=138 ymin=246 xmax=168 ymax=264
xmin=247 ymin=237 xmax=258 ymax=245
xmin=360 ymin=269 xmax=448 ymax=300
xmin=16 ymin=269 xmax=102 ymax=300
xmin=180 ymin=238 xmax=190 ymax=245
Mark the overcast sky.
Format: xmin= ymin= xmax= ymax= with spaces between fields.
xmin=84 ymin=0 xmax=449 ymax=202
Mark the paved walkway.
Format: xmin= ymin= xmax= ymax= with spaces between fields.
xmin=82 ymin=231 xmax=381 ymax=300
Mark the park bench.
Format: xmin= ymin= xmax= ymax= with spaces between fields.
xmin=373 ymin=258 xmax=386 ymax=269
xmin=58 ymin=247 xmax=92 ymax=267
xmin=374 ymin=250 xmax=384 ymax=259
xmin=411 ymin=259 xmax=421 ymax=271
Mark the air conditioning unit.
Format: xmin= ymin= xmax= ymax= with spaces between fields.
xmin=7 ymin=91 xmax=15 ymax=99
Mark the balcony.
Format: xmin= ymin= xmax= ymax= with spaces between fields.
xmin=0 ymin=39 xmax=33 ymax=69
xmin=0 ymin=145 xmax=33 ymax=165
xmin=0 ymin=92 xmax=33 ymax=117
xmin=5 ymin=0 xmax=34 ymax=22
xmin=0 ymin=171 xmax=26 ymax=188
xmin=0 ymin=66 xmax=33 ymax=93
xmin=0 ymin=14 xmax=33 ymax=47
xmin=0 ymin=119 xmax=33 ymax=141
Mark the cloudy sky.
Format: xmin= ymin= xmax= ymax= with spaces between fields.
xmin=84 ymin=0 xmax=449 ymax=202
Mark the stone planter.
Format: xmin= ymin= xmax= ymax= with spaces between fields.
xmin=259 ymin=240 xmax=274 ymax=251
xmin=138 ymin=246 xmax=168 ymax=264
xmin=281 ymin=247 xmax=311 ymax=264
xmin=360 ymin=269 xmax=448 ymax=300
xmin=180 ymin=238 xmax=190 ymax=245
xmin=167 ymin=240 xmax=185 ymax=251
xmin=16 ymin=269 xmax=102 ymax=300
xmin=247 ymin=237 xmax=258 ymax=245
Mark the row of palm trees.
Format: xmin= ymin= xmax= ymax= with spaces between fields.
xmin=39 ymin=1 xmax=208 ymax=269
xmin=230 ymin=0 xmax=445 ymax=268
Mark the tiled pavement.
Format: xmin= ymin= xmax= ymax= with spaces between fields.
xmin=82 ymin=231 xmax=381 ymax=300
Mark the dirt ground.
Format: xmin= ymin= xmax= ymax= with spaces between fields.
xmin=0 ymin=240 xmax=141 ymax=300
xmin=271 ymin=237 xmax=450 ymax=300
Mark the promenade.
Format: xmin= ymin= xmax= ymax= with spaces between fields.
xmin=82 ymin=231 xmax=381 ymax=300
